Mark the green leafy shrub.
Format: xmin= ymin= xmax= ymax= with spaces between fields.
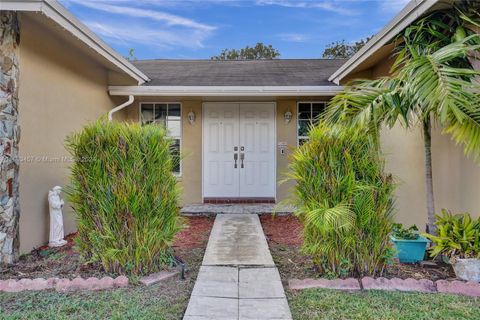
xmin=286 ymin=124 xmax=396 ymax=277
xmin=392 ymin=223 xmax=419 ymax=240
xmin=66 ymin=120 xmax=182 ymax=275
xmin=424 ymin=209 xmax=480 ymax=261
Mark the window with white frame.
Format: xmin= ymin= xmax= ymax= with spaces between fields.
xmin=140 ymin=103 xmax=181 ymax=175
xmin=297 ymin=102 xmax=326 ymax=145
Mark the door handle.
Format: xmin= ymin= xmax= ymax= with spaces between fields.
xmin=240 ymin=152 xmax=245 ymax=168
xmin=234 ymin=146 xmax=238 ymax=168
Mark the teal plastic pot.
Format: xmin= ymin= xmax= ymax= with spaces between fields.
xmin=390 ymin=235 xmax=429 ymax=263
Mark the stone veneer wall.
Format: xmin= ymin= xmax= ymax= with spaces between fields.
xmin=0 ymin=12 xmax=20 ymax=263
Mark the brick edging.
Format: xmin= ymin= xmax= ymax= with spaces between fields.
xmin=289 ymin=277 xmax=480 ymax=297
xmin=0 ymin=275 xmax=128 ymax=293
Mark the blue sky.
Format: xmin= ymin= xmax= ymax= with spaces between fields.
xmin=60 ymin=0 xmax=410 ymax=60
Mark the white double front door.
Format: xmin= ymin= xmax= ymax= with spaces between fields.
xmin=203 ymin=102 xmax=276 ymax=198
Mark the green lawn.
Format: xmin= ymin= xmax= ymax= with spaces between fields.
xmin=288 ymin=289 xmax=480 ymax=320
xmin=1 ymin=283 xmax=479 ymax=319
xmin=0 ymin=282 xmax=188 ymax=320
xmin=0 ymin=247 xmax=204 ymax=320
xmin=0 ymin=227 xmax=208 ymax=320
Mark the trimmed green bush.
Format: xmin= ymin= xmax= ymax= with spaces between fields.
xmin=66 ymin=120 xmax=182 ymax=275
xmin=286 ymin=124 xmax=396 ymax=277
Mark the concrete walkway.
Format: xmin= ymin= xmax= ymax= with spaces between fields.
xmin=203 ymin=214 xmax=275 ymax=266
xmin=184 ymin=214 xmax=292 ymax=320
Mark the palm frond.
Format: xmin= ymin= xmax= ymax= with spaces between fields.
xmin=324 ymin=78 xmax=389 ymax=127
xmin=324 ymin=77 xmax=413 ymax=130
xmin=444 ymin=103 xmax=480 ymax=162
xmin=397 ymin=37 xmax=480 ymax=161
xmin=304 ymin=202 xmax=355 ymax=232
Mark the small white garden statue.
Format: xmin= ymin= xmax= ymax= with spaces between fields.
xmin=48 ymin=186 xmax=67 ymax=247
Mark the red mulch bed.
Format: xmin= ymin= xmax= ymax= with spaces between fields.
xmin=173 ymin=216 xmax=215 ymax=249
xmin=37 ymin=232 xmax=78 ymax=255
xmin=0 ymin=233 xmax=112 ymax=280
xmin=385 ymin=260 xmax=456 ymax=281
xmin=260 ymin=215 xmax=303 ymax=246
xmin=0 ymin=217 xmax=214 ymax=280
xmin=259 ymin=215 xmax=456 ymax=282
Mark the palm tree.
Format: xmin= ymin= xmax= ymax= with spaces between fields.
xmin=324 ymin=5 xmax=480 ymax=234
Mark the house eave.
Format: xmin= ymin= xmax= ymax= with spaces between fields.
xmin=2 ymin=0 xmax=150 ymax=85
xmin=108 ymin=86 xmax=344 ymax=97
xmin=328 ymin=0 xmax=440 ymax=84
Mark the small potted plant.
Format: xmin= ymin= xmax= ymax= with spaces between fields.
xmin=390 ymin=223 xmax=429 ymax=263
xmin=424 ymin=209 xmax=480 ymax=282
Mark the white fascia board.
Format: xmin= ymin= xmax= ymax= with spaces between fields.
xmin=0 ymin=0 xmax=41 ymax=11
xmin=1 ymin=0 xmax=150 ymax=85
xmin=328 ymin=0 xmax=439 ymax=84
xmin=108 ymin=86 xmax=344 ymax=97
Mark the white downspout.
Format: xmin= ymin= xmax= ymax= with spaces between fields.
xmin=108 ymin=95 xmax=134 ymax=121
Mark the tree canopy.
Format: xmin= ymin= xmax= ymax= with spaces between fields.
xmin=125 ymin=48 xmax=137 ymax=62
xmin=322 ymin=38 xmax=372 ymax=59
xmin=211 ymin=43 xmax=280 ymax=60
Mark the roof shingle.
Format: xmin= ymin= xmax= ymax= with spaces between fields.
xmin=133 ymin=59 xmax=346 ymax=86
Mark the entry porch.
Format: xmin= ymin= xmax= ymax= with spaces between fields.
xmin=119 ymin=97 xmax=329 ymax=205
xmin=180 ymin=203 xmax=295 ymax=215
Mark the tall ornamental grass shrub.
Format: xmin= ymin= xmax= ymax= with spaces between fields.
xmin=66 ymin=120 xmax=182 ymax=275
xmin=286 ymin=124 xmax=396 ymax=277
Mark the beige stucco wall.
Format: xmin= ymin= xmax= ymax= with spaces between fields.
xmin=431 ymin=128 xmax=480 ymax=219
xmin=381 ymin=123 xmax=480 ymax=229
xmin=276 ymin=100 xmax=298 ymax=201
xmin=346 ymin=52 xmax=480 ymax=229
xmin=17 ymin=15 xmax=126 ymax=253
xmin=125 ymin=98 xmax=312 ymax=204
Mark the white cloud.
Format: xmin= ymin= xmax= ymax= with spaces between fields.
xmin=85 ymin=20 xmax=210 ymax=49
xmin=69 ymin=1 xmax=215 ymax=31
xmin=62 ymin=0 xmax=216 ymax=50
xmin=255 ymin=0 xmax=357 ymax=16
xmin=277 ymin=33 xmax=309 ymax=42
xmin=63 ymin=0 xmax=246 ymax=11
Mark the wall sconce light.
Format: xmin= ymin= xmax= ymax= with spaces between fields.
xmin=284 ymin=110 xmax=293 ymax=124
xmin=187 ymin=110 xmax=196 ymax=125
